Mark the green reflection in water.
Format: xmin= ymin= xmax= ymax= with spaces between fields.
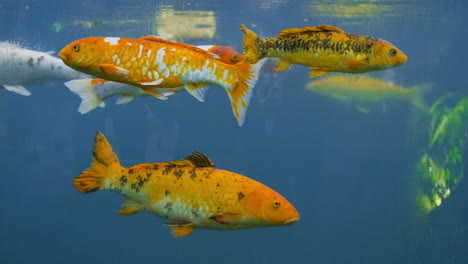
xmin=415 ymin=95 xmax=468 ymax=214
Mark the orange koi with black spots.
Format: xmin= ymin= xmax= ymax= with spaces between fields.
xmin=73 ymin=132 xmax=299 ymax=237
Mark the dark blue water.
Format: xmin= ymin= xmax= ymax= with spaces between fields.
xmin=1 ymin=0 xmax=467 ymax=263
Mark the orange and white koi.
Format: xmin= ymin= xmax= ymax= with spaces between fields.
xmin=240 ymin=24 xmax=407 ymax=78
xmin=74 ymin=132 xmax=299 ymax=237
xmin=65 ymin=45 xmax=243 ymax=114
xmin=59 ymin=36 xmax=263 ymax=126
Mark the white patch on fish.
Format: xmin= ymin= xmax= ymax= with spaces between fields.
xmin=137 ymin=45 xmax=144 ymax=58
xmin=104 ymin=37 xmax=120 ymax=45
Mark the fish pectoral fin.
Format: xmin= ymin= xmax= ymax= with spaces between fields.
xmin=309 ymin=70 xmax=329 ymax=78
xmin=98 ymin=64 xmax=130 ymax=77
xmin=344 ymin=60 xmax=367 ymax=70
xmin=119 ymin=198 xmax=144 ymax=215
xmin=184 ymin=83 xmax=208 ymax=102
xmin=115 ymin=95 xmax=135 ymax=105
xmin=3 ymin=84 xmax=31 ymax=96
xmin=209 ymin=212 xmax=241 ymax=225
xmin=274 ymin=59 xmax=292 ymax=71
xmin=165 ymin=220 xmax=197 ymax=237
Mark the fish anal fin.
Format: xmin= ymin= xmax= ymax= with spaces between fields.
xmin=98 ymin=64 xmax=129 ymax=77
xmin=184 ymin=152 xmax=215 ymax=168
xmin=139 ymin=35 xmax=220 ymax=59
xmin=209 ymin=212 xmax=241 ymax=225
xmin=274 ymin=59 xmax=292 ymax=72
xmin=119 ymin=198 xmax=144 ymax=215
xmin=309 ymin=70 xmax=329 ymax=78
xmin=184 ymin=83 xmax=208 ymax=102
xmin=278 ymin=25 xmax=344 ymax=37
xmin=165 ymin=220 xmax=196 ymax=237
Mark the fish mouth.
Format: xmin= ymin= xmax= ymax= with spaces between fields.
xmin=284 ymin=217 xmax=299 ymax=225
xmin=58 ymin=50 xmax=68 ymax=61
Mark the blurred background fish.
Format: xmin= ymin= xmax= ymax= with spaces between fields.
xmin=0 ymin=42 xmax=87 ymax=96
xmin=305 ymin=75 xmax=430 ymax=113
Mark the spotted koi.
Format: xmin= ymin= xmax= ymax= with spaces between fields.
xmin=240 ymin=24 xmax=407 ymax=78
xmin=73 ymin=132 xmax=299 ymax=237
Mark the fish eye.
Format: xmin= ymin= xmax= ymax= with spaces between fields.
xmin=73 ymin=45 xmax=80 ymax=52
xmin=388 ymin=48 xmax=397 ymax=57
xmin=273 ymin=201 xmax=281 ymax=208
xmin=232 ymin=55 xmax=239 ymax=61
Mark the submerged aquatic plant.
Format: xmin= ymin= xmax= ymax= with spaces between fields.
xmin=415 ymin=96 xmax=468 ymax=214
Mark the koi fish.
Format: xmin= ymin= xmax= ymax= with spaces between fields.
xmin=305 ymin=75 xmax=430 ymax=113
xmin=73 ymin=132 xmax=299 ymax=237
xmin=0 ymin=42 xmax=87 ymax=96
xmin=65 ymin=45 xmax=243 ymax=114
xmin=240 ymin=24 xmax=407 ymax=78
xmin=59 ymin=36 xmax=264 ymax=126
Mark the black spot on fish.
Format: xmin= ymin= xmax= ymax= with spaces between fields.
xmin=162 ymin=164 xmax=175 ymax=175
xmin=189 ymin=168 xmax=197 ymax=179
xmin=120 ymin=175 xmax=128 ymax=187
xmin=216 ymin=182 xmax=220 ymax=187
xmin=146 ymin=173 xmax=152 ymax=178
xmin=165 ymin=190 xmax=170 ymax=196
xmin=28 ymin=58 xmax=34 ymax=67
xmin=238 ymin=192 xmax=245 ymax=201
xmin=191 ymin=209 xmax=199 ymax=218
xmin=152 ymin=164 xmax=159 ymax=170
xmin=128 ymin=169 xmax=134 ymax=174
xmin=164 ymin=202 xmax=173 ymax=212
xmin=173 ymin=170 xmax=183 ymax=179
xmin=37 ymin=56 xmax=44 ymax=65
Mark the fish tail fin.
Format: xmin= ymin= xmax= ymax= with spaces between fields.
xmin=73 ymin=132 xmax=121 ymax=193
xmin=240 ymin=24 xmax=262 ymax=64
xmin=227 ymin=58 xmax=267 ymax=126
xmin=408 ymin=83 xmax=432 ymax=112
xmin=65 ymin=79 xmax=105 ymax=114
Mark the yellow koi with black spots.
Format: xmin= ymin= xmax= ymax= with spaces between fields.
xmin=59 ymin=36 xmax=266 ymax=126
xmin=73 ymin=132 xmax=299 ymax=237
xmin=240 ymin=24 xmax=407 ymax=78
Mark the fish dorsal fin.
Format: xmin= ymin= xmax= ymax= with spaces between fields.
xmin=138 ymin=35 xmax=220 ymax=59
xmin=184 ymin=152 xmax=215 ymax=167
xmin=278 ymin=25 xmax=344 ymax=37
